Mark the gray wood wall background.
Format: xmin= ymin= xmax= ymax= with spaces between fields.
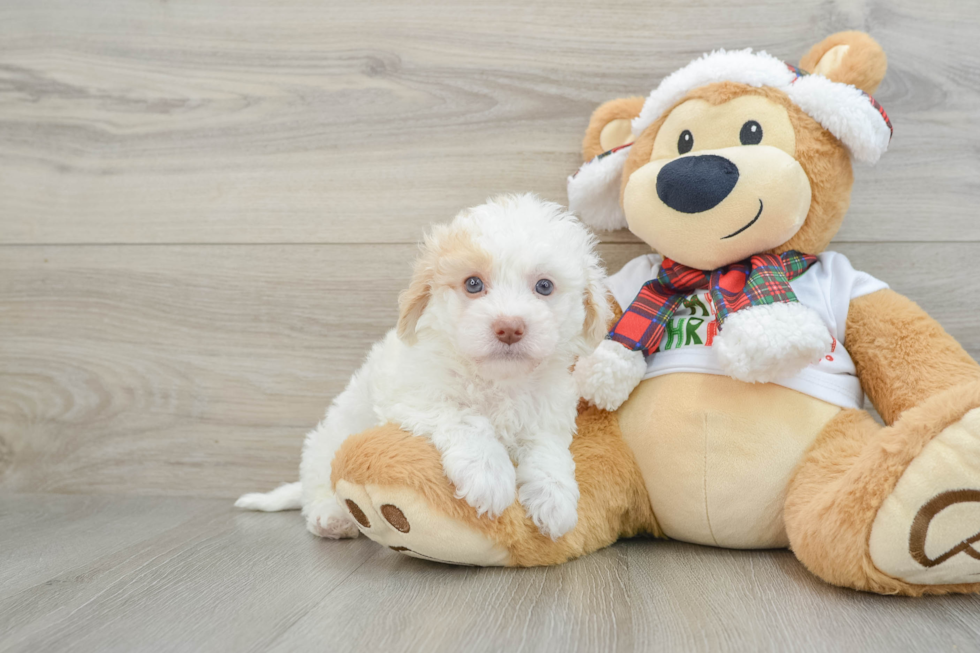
xmin=2 ymin=0 xmax=979 ymax=500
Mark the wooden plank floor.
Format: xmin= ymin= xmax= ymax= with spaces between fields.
xmin=2 ymin=0 xmax=980 ymax=651
xmin=1 ymin=494 xmax=978 ymax=653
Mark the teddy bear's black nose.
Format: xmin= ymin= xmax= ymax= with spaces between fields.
xmin=656 ymin=154 xmax=740 ymax=213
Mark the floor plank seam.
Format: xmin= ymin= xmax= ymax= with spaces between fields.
xmin=258 ymin=545 xmax=383 ymax=653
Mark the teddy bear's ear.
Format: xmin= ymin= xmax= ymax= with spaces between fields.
xmin=581 ymin=97 xmax=646 ymax=161
xmin=800 ymin=31 xmax=887 ymax=95
xmin=569 ymin=97 xmax=645 ymax=232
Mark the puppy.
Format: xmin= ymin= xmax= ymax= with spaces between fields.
xmin=236 ymin=194 xmax=610 ymax=540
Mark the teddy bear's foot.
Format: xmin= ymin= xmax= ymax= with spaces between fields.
xmin=869 ymin=407 xmax=980 ymax=586
xmin=334 ymin=480 xmax=510 ymax=566
xmin=330 ymin=414 xmax=659 ymax=568
xmin=786 ymin=382 xmax=980 ymax=596
xmin=328 ymin=423 xmax=515 ymax=566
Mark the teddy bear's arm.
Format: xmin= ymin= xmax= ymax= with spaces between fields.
xmin=845 ymin=288 xmax=980 ymax=424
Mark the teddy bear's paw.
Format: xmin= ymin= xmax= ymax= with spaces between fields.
xmin=518 ymin=476 xmax=580 ymax=540
xmin=440 ymin=439 xmax=516 ymax=519
xmin=333 ymin=480 xmax=511 ymax=566
xmin=573 ymin=339 xmax=647 ymax=411
xmin=715 ymin=302 xmax=831 ymax=383
xmin=304 ymin=496 xmax=360 ymax=539
xmin=868 ymin=407 xmax=980 ymax=586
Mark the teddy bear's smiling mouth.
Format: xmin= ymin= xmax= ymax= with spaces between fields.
xmin=721 ymin=199 xmax=764 ymax=240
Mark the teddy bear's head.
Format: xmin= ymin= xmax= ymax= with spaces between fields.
xmin=568 ymin=32 xmax=891 ymax=270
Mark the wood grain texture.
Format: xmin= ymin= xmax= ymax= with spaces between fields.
xmin=2 ymin=242 xmax=978 ymax=497
xmin=0 ymin=495 xmax=978 ymax=653
xmin=1 ymin=0 xmax=979 ymax=244
xmin=2 ymin=1 xmax=980 ymax=649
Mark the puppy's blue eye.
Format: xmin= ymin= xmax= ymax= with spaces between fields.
xmin=535 ymin=279 xmax=554 ymax=296
xmin=464 ymin=276 xmax=484 ymax=294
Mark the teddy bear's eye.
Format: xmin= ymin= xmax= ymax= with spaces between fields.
xmin=740 ymin=120 xmax=763 ymax=145
xmin=677 ymin=130 xmax=694 ymax=154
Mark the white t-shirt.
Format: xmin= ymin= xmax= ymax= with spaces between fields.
xmin=605 ymin=251 xmax=888 ymax=409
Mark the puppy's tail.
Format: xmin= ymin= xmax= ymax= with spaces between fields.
xmin=235 ymin=481 xmax=302 ymax=511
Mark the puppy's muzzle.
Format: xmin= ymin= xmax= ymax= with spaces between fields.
xmin=493 ymin=317 xmax=525 ymax=345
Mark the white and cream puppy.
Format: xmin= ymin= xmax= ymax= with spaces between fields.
xmin=236 ymin=194 xmax=610 ymax=540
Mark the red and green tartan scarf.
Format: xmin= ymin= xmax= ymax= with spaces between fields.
xmin=609 ymin=251 xmax=818 ymax=356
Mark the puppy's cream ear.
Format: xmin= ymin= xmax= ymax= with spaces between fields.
xmin=582 ymin=259 xmax=614 ymax=347
xmin=397 ymin=239 xmax=437 ymax=345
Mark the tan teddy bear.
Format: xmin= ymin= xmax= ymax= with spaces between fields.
xmin=329 ymin=32 xmax=980 ymax=596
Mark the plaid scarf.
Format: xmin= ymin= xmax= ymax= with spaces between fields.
xmin=609 ymin=251 xmax=818 ymax=356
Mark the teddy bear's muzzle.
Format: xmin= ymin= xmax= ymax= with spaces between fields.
xmin=656 ymin=154 xmax=740 ymax=214
xmin=623 ymin=145 xmax=812 ymax=270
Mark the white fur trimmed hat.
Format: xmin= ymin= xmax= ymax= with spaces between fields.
xmin=568 ymin=48 xmax=893 ymax=231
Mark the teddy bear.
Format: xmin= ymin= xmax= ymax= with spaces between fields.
xmin=327 ymin=31 xmax=980 ymax=596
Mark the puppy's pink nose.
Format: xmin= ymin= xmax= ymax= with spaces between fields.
xmin=493 ymin=317 xmax=526 ymax=345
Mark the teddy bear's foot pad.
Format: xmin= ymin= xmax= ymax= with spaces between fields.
xmin=334 ymin=480 xmax=511 ymax=566
xmin=869 ymin=408 xmax=980 ymax=585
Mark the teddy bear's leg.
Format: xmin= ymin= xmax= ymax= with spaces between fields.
xmin=785 ymin=380 xmax=980 ymax=596
xmin=330 ymin=405 xmax=659 ymax=567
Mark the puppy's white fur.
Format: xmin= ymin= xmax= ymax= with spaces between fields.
xmin=236 ymin=194 xmax=611 ymax=540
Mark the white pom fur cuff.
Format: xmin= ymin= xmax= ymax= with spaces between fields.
xmin=714 ymin=302 xmax=832 ymax=384
xmin=573 ymin=339 xmax=647 ymax=411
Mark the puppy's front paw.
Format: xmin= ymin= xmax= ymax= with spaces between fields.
xmin=441 ymin=441 xmax=516 ymax=519
xmin=519 ymin=477 xmax=580 ymax=540
xmin=305 ymin=497 xmax=360 ymax=539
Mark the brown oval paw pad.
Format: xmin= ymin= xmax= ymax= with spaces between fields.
xmin=345 ymin=499 xmax=371 ymax=528
xmin=381 ymin=504 xmax=410 ymax=533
